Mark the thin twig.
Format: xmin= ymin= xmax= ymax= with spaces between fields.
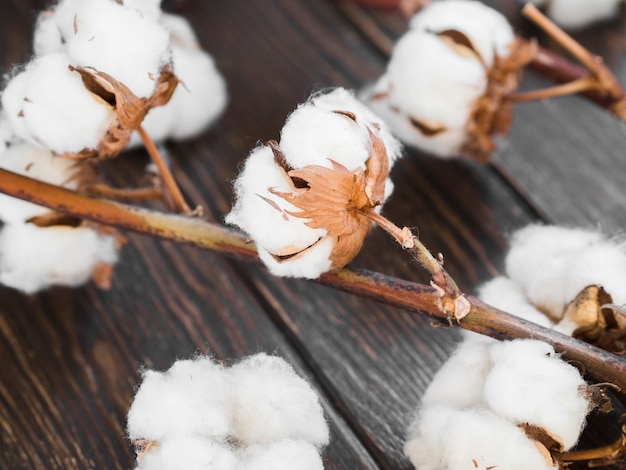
xmin=85 ymin=184 xmax=163 ymax=201
xmin=507 ymin=76 xmax=600 ymax=103
xmin=137 ymin=125 xmax=192 ymax=214
xmin=1 ymin=167 xmax=625 ymax=392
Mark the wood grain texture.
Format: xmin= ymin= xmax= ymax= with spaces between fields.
xmin=1 ymin=0 xmax=623 ymax=469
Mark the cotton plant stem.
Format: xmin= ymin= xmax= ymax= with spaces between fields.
xmin=507 ymin=76 xmax=600 ymax=103
xmin=1 ymin=167 xmax=626 ymax=391
xmin=557 ymin=427 xmax=626 ymax=466
xmin=85 ymin=183 xmax=163 ymax=201
xmin=137 ymin=125 xmax=192 ymax=214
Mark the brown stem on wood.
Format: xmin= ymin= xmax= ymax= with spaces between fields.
xmin=1 ymin=167 xmax=625 ymax=392
xmin=363 ymin=208 xmax=470 ymax=322
xmin=507 ymin=76 xmax=600 ymax=103
xmin=523 ymin=4 xmax=626 ymax=121
xmin=137 ymin=125 xmax=192 ymax=214
xmin=85 ymin=183 xmax=163 ymax=201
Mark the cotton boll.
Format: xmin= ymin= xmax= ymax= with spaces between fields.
xmin=404 ymin=405 xmax=556 ymax=470
xmin=167 ymin=46 xmax=228 ymax=139
xmin=1 ymin=53 xmax=116 ymax=154
xmin=228 ymin=354 xmax=329 ymax=447
xmin=420 ymin=340 xmax=492 ymax=409
xmin=127 ymin=356 xmax=231 ymax=442
xmin=280 ymin=88 xmax=401 ymax=171
xmin=365 ymin=30 xmax=488 ymax=158
xmin=484 ymin=340 xmax=589 ymax=450
xmin=478 ymin=277 xmax=554 ymax=328
xmin=505 ymin=225 xmax=604 ymax=318
xmin=0 ymin=143 xmax=80 ymax=223
xmin=547 ymin=0 xmax=622 ymax=30
xmin=62 ymin=0 xmax=171 ymax=97
xmin=409 ymin=1 xmax=515 ymax=66
xmin=136 ymin=437 xmax=237 ymax=470
xmin=122 ymin=0 xmax=163 ymax=21
xmin=239 ymin=440 xmax=324 ymax=470
xmin=33 ymin=10 xmax=65 ymax=56
xmin=0 ymin=222 xmax=118 ymax=294
xmin=226 ymin=146 xmax=327 ymax=255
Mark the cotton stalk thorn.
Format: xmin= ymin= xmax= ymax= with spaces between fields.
xmin=363 ymin=0 xmax=535 ymax=161
xmin=226 ymin=88 xmax=402 ymax=279
xmin=126 ymin=353 xmax=329 ymax=469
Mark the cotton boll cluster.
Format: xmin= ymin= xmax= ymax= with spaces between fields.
xmin=127 ymin=354 xmax=329 ymax=469
xmin=405 ymin=339 xmax=591 ymax=469
xmin=518 ymin=0 xmax=623 ymax=30
xmin=227 ymin=87 xmax=402 ymax=279
xmin=404 ymin=224 xmax=626 ymax=469
xmin=363 ymin=0 xmax=532 ymax=161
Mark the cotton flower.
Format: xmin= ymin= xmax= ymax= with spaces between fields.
xmin=518 ymin=0 xmax=623 ymax=30
xmin=127 ymin=354 xmax=329 ymax=469
xmin=363 ymin=0 xmax=534 ymax=161
xmin=226 ymin=88 xmax=401 ymax=278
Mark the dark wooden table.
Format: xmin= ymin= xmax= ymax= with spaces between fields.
xmin=1 ymin=1 xmax=626 ymax=469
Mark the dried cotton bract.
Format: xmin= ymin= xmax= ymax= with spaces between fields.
xmin=226 ymin=88 xmax=402 ymax=278
xmin=519 ymin=0 xmax=623 ymax=30
xmin=127 ymin=354 xmax=329 ymax=469
xmin=363 ymin=0 xmax=535 ymax=161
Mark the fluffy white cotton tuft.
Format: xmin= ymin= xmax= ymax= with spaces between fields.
xmin=540 ymin=0 xmax=622 ymax=30
xmin=0 ymin=222 xmax=118 ymax=294
xmin=363 ymin=0 xmax=515 ymax=158
xmin=1 ymin=53 xmax=116 ymax=154
xmin=409 ymin=0 xmax=515 ymax=65
xmin=227 ymin=88 xmax=400 ymax=278
xmin=52 ymin=0 xmax=171 ymax=98
xmin=420 ymin=340 xmax=491 ymax=409
xmin=239 ymin=440 xmax=324 ymax=470
xmin=136 ymin=437 xmax=237 ymax=470
xmin=127 ymin=357 xmax=231 ymax=442
xmin=484 ymin=340 xmax=589 ymax=450
xmin=33 ymin=10 xmax=65 ymax=56
xmin=405 ymin=405 xmax=556 ymax=470
xmin=228 ymin=353 xmax=329 ymax=447
xmin=505 ymin=225 xmax=626 ymax=318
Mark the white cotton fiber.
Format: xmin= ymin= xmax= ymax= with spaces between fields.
xmin=1 ymin=53 xmax=116 ymax=154
xmin=136 ymin=437 xmax=237 ymax=470
xmin=420 ymin=340 xmax=491 ymax=409
xmin=228 ymin=354 xmax=329 ymax=447
xmin=404 ymin=405 xmax=556 ymax=470
xmin=505 ymin=225 xmax=626 ymax=318
xmin=478 ymin=276 xmax=554 ymax=328
xmin=127 ymin=357 xmax=231 ymax=442
xmin=58 ymin=0 xmax=171 ymax=98
xmin=239 ymin=440 xmax=324 ymax=470
xmin=257 ymin=239 xmax=335 ymax=279
xmin=0 ymin=222 xmax=118 ymax=294
xmin=33 ymin=10 xmax=65 ymax=56
xmin=547 ymin=0 xmax=622 ymax=30
xmin=484 ymin=340 xmax=589 ymax=450
xmin=409 ymin=0 xmax=515 ymax=65
xmin=0 ymin=143 xmax=80 ymax=223
xmin=225 ymin=145 xmax=328 ymax=255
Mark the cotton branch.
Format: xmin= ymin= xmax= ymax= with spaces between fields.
xmin=1 ymin=166 xmax=625 ymax=392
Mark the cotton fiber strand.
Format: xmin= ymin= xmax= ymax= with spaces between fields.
xmin=238 ymin=440 xmax=324 ymax=470
xmin=517 ymin=0 xmax=623 ymax=29
xmin=136 ymin=437 xmax=237 ymax=470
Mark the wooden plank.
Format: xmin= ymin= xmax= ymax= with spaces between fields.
xmin=0 ymin=2 xmax=380 ymax=469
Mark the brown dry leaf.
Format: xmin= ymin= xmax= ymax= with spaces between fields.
xmin=461 ymin=38 xmax=537 ymax=161
xmin=61 ymin=65 xmax=179 ymax=160
xmin=270 ymin=125 xmax=389 ymax=270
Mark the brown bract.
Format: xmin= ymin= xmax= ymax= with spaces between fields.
xmin=462 ymin=37 xmax=537 ymax=162
xmin=270 ymin=125 xmax=389 ymax=270
xmin=562 ymin=285 xmax=626 ymax=355
xmin=60 ymin=65 xmax=179 ymax=160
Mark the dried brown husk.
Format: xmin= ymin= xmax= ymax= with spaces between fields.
xmin=60 ymin=65 xmax=179 ymax=160
xmin=132 ymin=439 xmax=160 ymax=462
xmin=518 ymin=422 xmax=561 ymax=466
xmin=562 ymin=285 xmax=626 ymax=355
xmin=461 ymin=37 xmax=537 ymax=161
xmin=270 ymin=120 xmax=389 ymax=270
